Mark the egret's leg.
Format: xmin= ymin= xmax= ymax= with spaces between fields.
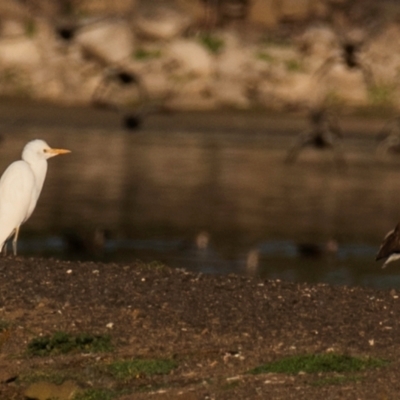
xmin=12 ymin=226 xmax=20 ymax=256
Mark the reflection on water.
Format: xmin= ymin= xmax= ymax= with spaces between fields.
xmin=1 ymin=102 xmax=400 ymax=289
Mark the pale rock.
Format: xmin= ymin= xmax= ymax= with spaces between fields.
xmin=166 ymin=78 xmax=216 ymax=110
xmin=76 ymin=20 xmax=134 ymax=64
xmin=248 ymin=0 xmax=279 ymax=28
xmin=365 ymin=24 xmax=400 ymax=84
xmin=166 ymin=39 xmax=213 ymax=77
xmin=0 ymin=0 xmax=30 ymax=20
xmin=74 ymin=0 xmax=137 ymax=15
xmin=0 ymin=19 xmax=26 ymax=37
xmin=0 ymin=38 xmax=41 ymax=66
xmin=176 ymin=0 xmax=204 ymax=23
xmin=135 ymin=2 xmax=192 ymax=40
xmin=213 ymin=79 xmax=250 ymax=109
xmin=258 ymin=72 xmax=315 ymax=109
xmin=324 ymin=63 xmax=368 ymax=106
xmin=297 ymin=25 xmax=339 ymax=58
xmin=24 ymin=380 xmax=79 ymax=400
xmin=297 ymin=25 xmax=338 ymax=66
xmin=249 ymin=44 xmax=303 ymax=83
xmin=140 ymin=70 xmax=171 ymax=98
xmin=266 ymin=45 xmax=302 ymax=63
xmin=216 ymin=43 xmax=252 ymax=79
xmin=127 ymin=56 xmax=172 ymax=98
xmin=277 ymin=0 xmax=312 ymax=21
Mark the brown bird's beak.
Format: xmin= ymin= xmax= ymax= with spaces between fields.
xmin=46 ymin=148 xmax=71 ymax=156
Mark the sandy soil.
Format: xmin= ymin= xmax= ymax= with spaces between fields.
xmin=1 ymin=257 xmax=400 ymax=399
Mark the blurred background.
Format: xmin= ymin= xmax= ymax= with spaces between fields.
xmin=2 ymin=0 xmax=400 ymax=288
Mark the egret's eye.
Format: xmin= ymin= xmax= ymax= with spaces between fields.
xmin=43 ymin=149 xmax=48 ymax=153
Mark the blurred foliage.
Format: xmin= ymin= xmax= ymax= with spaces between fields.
xmin=285 ymin=59 xmax=303 ymax=72
xmin=368 ymin=84 xmax=395 ymax=107
xmin=256 ymin=51 xmax=274 ymax=62
xmin=133 ymin=48 xmax=162 ymax=61
xmin=199 ymin=34 xmax=225 ymax=54
xmin=25 ymin=19 xmax=37 ymax=37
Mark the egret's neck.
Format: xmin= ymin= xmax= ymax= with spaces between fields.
xmin=28 ymin=159 xmax=48 ymax=199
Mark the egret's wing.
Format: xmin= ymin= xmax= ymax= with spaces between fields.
xmin=376 ymin=223 xmax=400 ymax=261
xmin=0 ymin=161 xmax=35 ymax=244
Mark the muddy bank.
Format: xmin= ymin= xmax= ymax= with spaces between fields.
xmin=1 ymin=257 xmax=400 ymax=399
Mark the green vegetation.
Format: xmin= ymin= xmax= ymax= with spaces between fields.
xmin=260 ymin=35 xmax=293 ymax=47
xmin=0 ymin=68 xmax=33 ymax=97
xmin=0 ymin=319 xmax=10 ymax=332
xmin=108 ymin=358 xmax=178 ymax=380
xmin=368 ymin=84 xmax=395 ymax=107
xmin=19 ymin=370 xmax=67 ymax=385
xmin=0 ymin=68 xmax=20 ymax=85
xmin=133 ymin=48 xmax=162 ymax=61
xmin=256 ymin=52 xmax=274 ymax=63
xmin=73 ymin=388 xmax=117 ymax=400
xmin=248 ymin=353 xmax=388 ymax=375
xmin=324 ymin=90 xmax=345 ymax=108
xmin=135 ymin=260 xmax=166 ymax=271
xmin=25 ymin=19 xmax=36 ymax=38
xmin=27 ymin=331 xmax=112 ymax=356
xmin=285 ymin=59 xmax=302 ymax=72
xmin=199 ymin=34 xmax=225 ymax=54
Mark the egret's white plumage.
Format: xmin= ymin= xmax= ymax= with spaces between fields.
xmin=0 ymin=139 xmax=70 ymax=255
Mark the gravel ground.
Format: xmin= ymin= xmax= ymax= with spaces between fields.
xmin=1 ymin=257 xmax=400 ymax=399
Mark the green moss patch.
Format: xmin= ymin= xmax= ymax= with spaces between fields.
xmin=248 ymin=353 xmax=388 ymax=375
xmin=27 ymin=331 xmax=112 ymax=356
xmin=108 ymin=358 xmax=178 ymax=380
xmin=73 ymin=388 xmax=117 ymax=400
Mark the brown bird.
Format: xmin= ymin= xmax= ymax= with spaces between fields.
xmin=376 ymin=223 xmax=400 ymax=268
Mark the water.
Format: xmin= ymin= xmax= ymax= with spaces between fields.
xmin=1 ymin=100 xmax=399 ymax=289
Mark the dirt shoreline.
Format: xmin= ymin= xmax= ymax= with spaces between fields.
xmin=1 ymin=256 xmax=400 ymax=399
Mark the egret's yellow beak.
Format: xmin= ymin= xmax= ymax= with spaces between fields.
xmin=47 ymin=148 xmax=71 ymax=156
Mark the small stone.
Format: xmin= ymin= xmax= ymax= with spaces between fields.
xmin=132 ymin=309 xmax=144 ymax=319
xmin=24 ymin=380 xmax=79 ymax=400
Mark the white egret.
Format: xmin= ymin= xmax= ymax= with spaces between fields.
xmin=0 ymin=139 xmax=70 ymax=255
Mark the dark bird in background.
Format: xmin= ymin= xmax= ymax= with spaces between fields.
xmin=285 ymin=107 xmax=346 ymax=168
xmin=17 ymin=0 xmax=148 ymax=129
xmin=314 ymin=36 xmax=374 ymax=86
xmin=310 ymin=0 xmax=381 ymax=88
xmin=63 ymin=228 xmax=111 ymax=259
xmin=92 ymin=67 xmax=145 ymax=130
xmin=376 ymin=223 xmax=400 ymax=268
xmin=92 ymin=66 xmax=169 ymax=131
xmin=297 ymin=239 xmax=339 ymax=258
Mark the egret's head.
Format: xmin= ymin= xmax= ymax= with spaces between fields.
xmin=22 ymin=139 xmax=70 ymax=163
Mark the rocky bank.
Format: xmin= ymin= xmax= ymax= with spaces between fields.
xmin=1 ymin=0 xmax=400 ymax=113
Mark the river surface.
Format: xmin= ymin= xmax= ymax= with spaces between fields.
xmin=0 ymin=100 xmax=399 ymax=289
